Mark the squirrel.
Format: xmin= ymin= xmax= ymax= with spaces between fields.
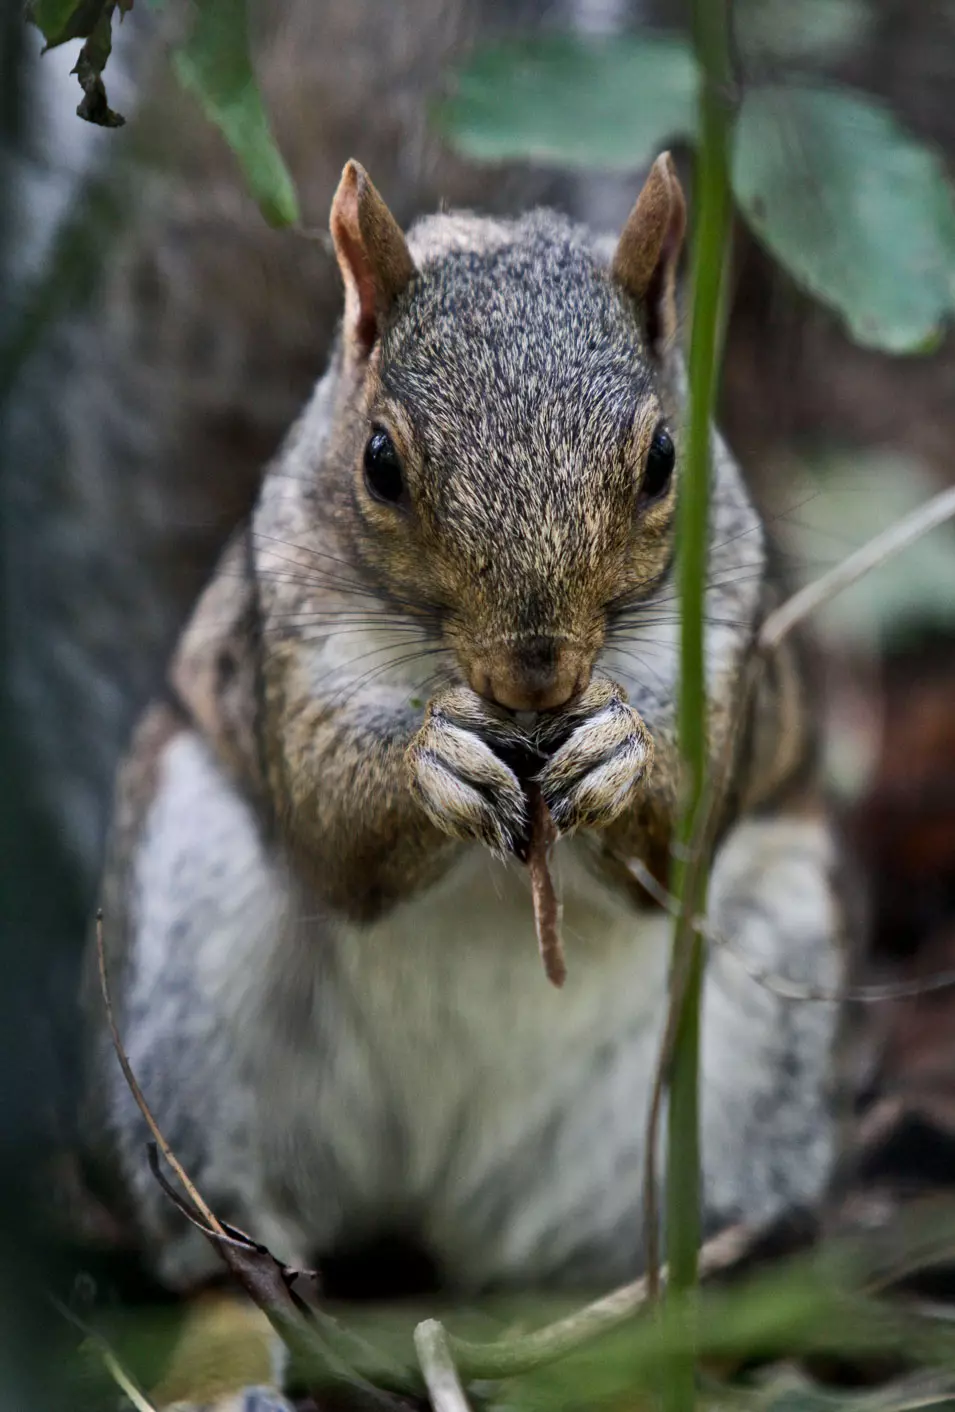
xmin=82 ymin=153 xmax=843 ymax=1324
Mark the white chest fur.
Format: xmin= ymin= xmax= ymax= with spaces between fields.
xmin=242 ymin=839 xmax=672 ymax=1283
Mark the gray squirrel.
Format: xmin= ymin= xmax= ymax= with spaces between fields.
xmin=10 ymin=6 xmax=955 ymax=1408
xmin=83 ymin=154 xmax=843 ymax=1334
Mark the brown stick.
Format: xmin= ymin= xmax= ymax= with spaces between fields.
xmin=526 ymin=784 xmax=566 ymax=988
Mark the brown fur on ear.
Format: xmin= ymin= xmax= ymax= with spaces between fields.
xmin=612 ymin=151 xmax=686 ymax=353
xmin=330 ymin=160 xmax=417 ymax=358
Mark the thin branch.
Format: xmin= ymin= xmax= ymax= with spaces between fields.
xmin=759 ymin=485 xmax=955 ymax=652
xmin=626 ymin=858 xmax=955 ymax=1005
xmin=96 ymin=910 xmax=227 ymax=1237
xmin=414 ymin=1321 xmax=473 ymax=1412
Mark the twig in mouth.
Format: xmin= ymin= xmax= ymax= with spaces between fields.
xmin=526 ymin=784 xmax=566 ymax=988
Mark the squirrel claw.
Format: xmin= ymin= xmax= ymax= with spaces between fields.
xmin=536 ymin=681 xmax=653 ymax=834
xmin=407 ymin=686 xmax=528 ymax=855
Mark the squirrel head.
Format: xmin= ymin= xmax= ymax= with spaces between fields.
xmin=325 ymin=156 xmax=686 ymax=714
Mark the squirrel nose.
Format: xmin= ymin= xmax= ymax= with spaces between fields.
xmin=474 ymin=638 xmax=589 ymax=713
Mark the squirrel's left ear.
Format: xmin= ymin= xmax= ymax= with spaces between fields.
xmin=330 ymin=160 xmax=417 ymax=360
xmin=612 ymin=152 xmax=686 ymax=355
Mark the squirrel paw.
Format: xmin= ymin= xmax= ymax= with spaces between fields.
xmin=535 ymin=681 xmax=653 ymax=834
xmin=407 ymin=686 xmax=529 ymax=856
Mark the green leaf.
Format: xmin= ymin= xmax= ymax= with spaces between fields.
xmin=733 ymin=85 xmax=955 ymax=353
xmin=435 ymin=33 xmax=697 ymax=171
xmin=173 ymin=0 xmax=300 ymax=228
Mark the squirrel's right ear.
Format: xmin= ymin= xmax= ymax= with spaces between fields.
xmin=330 ymin=160 xmax=417 ymax=360
xmin=612 ymin=152 xmax=686 ymax=355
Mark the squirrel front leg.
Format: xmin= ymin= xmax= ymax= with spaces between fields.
xmin=535 ymin=679 xmax=656 ymax=834
xmin=264 ymin=649 xmax=532 ymax=916
xmin=409 ymin=685 xmax=534 ymax=854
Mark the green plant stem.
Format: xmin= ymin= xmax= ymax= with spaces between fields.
xmin=664 ymin=0 xmax=734 ymax=1409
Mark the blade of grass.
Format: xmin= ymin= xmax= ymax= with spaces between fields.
xmin=664 ymin=0 xmax=735 ymax=1407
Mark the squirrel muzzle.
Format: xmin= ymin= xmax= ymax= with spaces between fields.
xmin=468 ymin=636 xmax=591 ymax=713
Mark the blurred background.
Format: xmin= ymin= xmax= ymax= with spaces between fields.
xmin=2 ymin=0 xmax=955 ymax=1405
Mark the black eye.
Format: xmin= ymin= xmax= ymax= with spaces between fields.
xmin=363 ymin=428 xmax=405 ymax=504
xmin=642 ymin=425 xmax=675 ymax=500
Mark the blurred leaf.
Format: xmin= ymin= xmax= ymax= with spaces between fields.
xmin=173 ymin=0 xmax=300 ymax=227
xmin=436 ymin=33 xmax=697 ymax=171
xmin=733 ymin=85 xmax=955 ymax=353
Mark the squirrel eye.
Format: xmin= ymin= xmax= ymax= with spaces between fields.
xmin=363 ymin=428 xmax=405 ymax=504
xmin=642 ymin=424 xmax=675 ymax=500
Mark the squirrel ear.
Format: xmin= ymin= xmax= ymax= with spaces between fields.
xmin=330 ymin=160 xmax=417 ymax=359
xmin=612 ymin=152 xmax=686 ymax=354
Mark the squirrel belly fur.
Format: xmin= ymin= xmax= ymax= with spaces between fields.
xmin=84 ymin=157 xmax=844 ymax=1293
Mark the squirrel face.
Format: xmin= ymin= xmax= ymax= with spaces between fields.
xmin=329 ymin=159 xmax=686 ymax=715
